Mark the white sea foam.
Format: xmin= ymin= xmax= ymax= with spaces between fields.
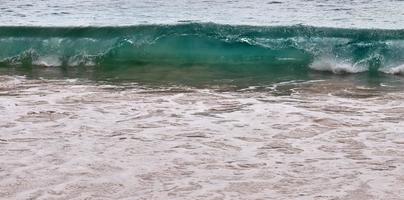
xmin=33 ymin=56 xmax=62 ymax=67
xmin=380 ymin=64 xmax=404 ymax=75
xmin=29 ymin=55 xmax=97 ymax=67
xmin=309 ymin=57 xmax=367 ymax=74
xmin=2 ymin=76 xmax=404 ymax=199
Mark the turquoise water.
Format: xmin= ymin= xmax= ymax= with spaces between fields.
xmin=0 ymin=1 xmax=404 ymax=86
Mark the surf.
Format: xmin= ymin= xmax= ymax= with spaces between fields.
xmin=0 ymin=23 xmax=403 ymax=76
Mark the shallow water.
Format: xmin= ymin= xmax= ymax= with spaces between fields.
xmin=1 ymin=1 xmax=404 ymax=199
xmin=1 ymin=76 xmax=404 ymax=199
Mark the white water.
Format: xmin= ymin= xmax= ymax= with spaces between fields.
xmin=309 ymin=57 xmax=368 ymax=74
xmin=1 ymin=76 xmax=404 ymax=199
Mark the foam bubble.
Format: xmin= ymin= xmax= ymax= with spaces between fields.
xmin=32 ymin=56 xmax=62 ymax=67
xmin=380 ymin=64 xmax=404 ymax=75
xmin=309 ymin=58 xmax=367 ymax=74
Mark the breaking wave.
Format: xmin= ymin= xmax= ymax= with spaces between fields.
xmin=0 ymin=23 xmax=403 ymax=75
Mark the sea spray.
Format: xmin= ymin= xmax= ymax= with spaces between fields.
xmin=0 ymin=23 xmax=403 ymax=75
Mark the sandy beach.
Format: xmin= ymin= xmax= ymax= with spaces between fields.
xmin=0 ymin=75 xmax=403 ymax=199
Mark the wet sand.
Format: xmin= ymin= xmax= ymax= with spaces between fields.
xmin=1 ymin=75 xmax=404 ymax=199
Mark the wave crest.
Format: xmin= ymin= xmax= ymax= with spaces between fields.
xmin=309 ymin=58 xmax=367 ymax=74
xmin=0 ymin=23 xmax=403 ymax=76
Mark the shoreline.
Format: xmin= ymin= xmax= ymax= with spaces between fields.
xmin=1 ymin=76 xmax=404 ymax=199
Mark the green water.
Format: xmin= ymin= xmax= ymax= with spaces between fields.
xmin=0 ymin=23 xmax=404 ymax=87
